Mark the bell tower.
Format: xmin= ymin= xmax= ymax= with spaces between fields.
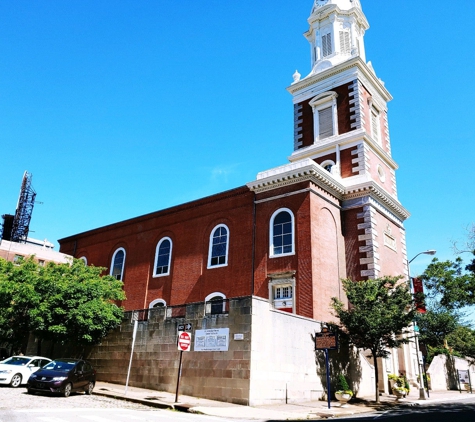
xmin=287 ymin=0 xmax=410 ymax=281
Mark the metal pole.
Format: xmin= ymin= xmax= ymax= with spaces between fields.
xmin=175 ymin=350 xmax=183 ymax=403
xmin=125 ymin=319 xmax=138 ymax=395
xmin=413 ymin=323 xmax=426 ymax=400
xmin=325 ymin=349 xmax=331 ymax=409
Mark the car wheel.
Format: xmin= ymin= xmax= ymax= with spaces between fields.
xmin=85 ymin=381 xmax=94 ymax=395
xmin=63 ymin=383 xmax=72 ymax=398
xmin=10 ymin=373 xmax=22 ymax=388
xmin=27 ymin=388 xmax=34 ymax=395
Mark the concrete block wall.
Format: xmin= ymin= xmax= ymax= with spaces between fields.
xmin=88 ymin=297 xmax=252 ymax=405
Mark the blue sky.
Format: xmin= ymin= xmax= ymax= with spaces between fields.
xmin=1 ymin=0 xmax=474 ymax=279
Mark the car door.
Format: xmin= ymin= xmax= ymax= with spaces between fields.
xmin=25 ymin=359 xmax=42 ymax=379
xmin=73 ymin=361 xmax=86 ymax=390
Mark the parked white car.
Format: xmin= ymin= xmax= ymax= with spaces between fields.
xmin=0 ymin=356 xmax=52 ymax=387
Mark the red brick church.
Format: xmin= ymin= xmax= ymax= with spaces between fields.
xmin=59 ymin=0 xmax=409 ymax=325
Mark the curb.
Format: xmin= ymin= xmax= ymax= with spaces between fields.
xmin=93 ymin=390 xmax=179 ymax=411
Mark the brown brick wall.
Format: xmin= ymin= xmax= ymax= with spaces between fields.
xmin=343 ymin=207 xmax=365 ymax=281
xmin=60 ymin=187 xmax=255 ymax=311
xmin=340 ymin=146 xmax=359 ymax=178
xmin=294 ymin=82 xmax=354 ymax=151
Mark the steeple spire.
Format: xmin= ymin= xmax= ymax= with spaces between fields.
xmin=305 ymin=0 xmax=368 ymax=77
xmin=311 ymin=0 xmax=362 ymax=14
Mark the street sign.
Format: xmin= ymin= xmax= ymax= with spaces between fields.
xmin=314 ymin=331 xmax=338 ymax=350
xmin=177 ymin=323 xmax=193 ymax=332
xmin=177 ymin=331 xmax=192 ymax=351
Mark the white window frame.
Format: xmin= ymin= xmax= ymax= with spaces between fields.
xmin=321 ymin=159 xmax=336 ymax=175
xmin=339 ymin=30 xmax=351 ymax=55
xmin=371 ymin=106 xmax=381 ymax=144
xmin=205 ymin=292 xmax=226 ymax=314
xmin=309 ymin=92 xmax=338 ymax=142
xmin=149 ymin=298 xmax=167 ymax=308
xmin=207 ymin=224 xmax=230 ymax=269
xmin=269 ymin=208 xmax=295 ymax=258
xmin=268 ymin=274 xmax=296 ymax=313
xmin=110 ymin=247 xmax=126 ymax=281
xmin=153 ymin=237 xmax=173 ymax=277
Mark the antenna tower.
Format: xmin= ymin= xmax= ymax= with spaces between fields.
xmin=10 ymin=171 xmax=37 ymax=243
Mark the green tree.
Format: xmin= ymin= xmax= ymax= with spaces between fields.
xmin=446 ymin=325 xmax=475 ymax=362
xmin=421 ymin=257 xmax=475 ymax=309
xmin=416 ymin=307 xmax=460 ymax=349
xmin=33 ymin=258 xmax=126 ymax=350
xmin=0 ymin=257 xmax=125 ymax=354
xmin=330 ymin=276 xmax=415 ymax=403
xmin=0 ymin=257 xmax=43 ymax=352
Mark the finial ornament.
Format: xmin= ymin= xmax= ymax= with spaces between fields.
xmin=292 ymin=70 xmax=301 ymax=83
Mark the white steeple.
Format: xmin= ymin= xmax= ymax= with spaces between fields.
xmin=305 ymin=0 xmax=368 ymax=77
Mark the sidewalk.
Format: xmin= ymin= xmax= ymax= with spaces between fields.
xmin=93 ymin=381 xmax=474 ymax=420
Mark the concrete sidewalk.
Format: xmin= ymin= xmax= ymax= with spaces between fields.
xmin=93 ymin=381 xmax=474 ymax=420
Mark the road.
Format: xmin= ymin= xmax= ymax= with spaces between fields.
xmin=2 ymin=385 xmax=475 ymax=421
xmin=294 ymin=397 xmax=475 ymax=422
xmin=0 ymin=386 xmax=255 ymax=422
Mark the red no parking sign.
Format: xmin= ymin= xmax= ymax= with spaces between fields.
xmin=177 ymin=331 xmax=191 ymax=351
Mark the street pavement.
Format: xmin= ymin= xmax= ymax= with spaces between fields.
xmin=93 ymin=381 xmax=475 ymax=420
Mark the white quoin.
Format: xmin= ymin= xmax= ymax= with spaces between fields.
xmin=306 ymin=0 xmax=368 ymax=76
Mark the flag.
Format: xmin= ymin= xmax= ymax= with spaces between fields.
xmin=412 ymin=277 xmax=426 ymax=313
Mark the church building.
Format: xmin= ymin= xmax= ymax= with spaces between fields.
xmin=58 ymin=0 xmax=415 ymax=402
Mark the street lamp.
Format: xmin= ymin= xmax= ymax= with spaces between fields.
xmin=408 ymin=249 xmax=436 ymax=264
xmin=407 ymin=249 xmax=436 ymax=400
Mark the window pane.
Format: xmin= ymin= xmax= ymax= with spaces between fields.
xmin=210 ymin=226 xmax=228 ymax=266
xmin=155 ymin=239 xmax=171 ymax=275
xmin=112 ymin=250 xmax=125 ymax=280
xmin=272 ymin=211 xmax=293 ymax=256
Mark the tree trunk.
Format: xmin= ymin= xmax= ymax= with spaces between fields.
xmin=36 ymin=338 xmax=42 ymax=356
xmin=372 ymin=350 xmax=380 ymax=403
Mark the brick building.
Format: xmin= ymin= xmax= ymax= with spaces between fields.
xmin=59 ymin=0 xmax=408 ymax=321
xmin=58 ymin=0 xmax=416 ymax=400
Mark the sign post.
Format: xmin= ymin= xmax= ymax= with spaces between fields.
xmin=125 ymin=315 xmax=138 ymax=395
xmin=175 ymin=330 xmax=192 ymax=402
xmin=314 ymin=329 xmax=338 ymax=409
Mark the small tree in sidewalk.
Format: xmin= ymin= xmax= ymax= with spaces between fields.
xmin=330 ymin=276 xmax=416 ymax=403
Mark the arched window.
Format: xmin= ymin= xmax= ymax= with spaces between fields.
xmin=270 ymin=209 xmax=295 ymax=257
xmin=153 ymin=237 xmax=172 ymax=277
xmin=321 ymin=160 xmax=336 ymax=174
xmin=110 ymin=248 xmax=126 ymax=280
xmin=149 ymin=299 xmax=167 ymax=308
xmin=208 ymin=224 xmax=229 ymax=268
xmin=205 ymin=292 xmax=226 ymax=315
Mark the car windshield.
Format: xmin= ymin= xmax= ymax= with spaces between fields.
xmin=43 ymin=361 xmax=77 ymax=371
xmin=1 ymin=357 xmax=30 ymax=366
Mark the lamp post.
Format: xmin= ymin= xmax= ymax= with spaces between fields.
xmin=407 ymin=249 xmax=436 ymax=400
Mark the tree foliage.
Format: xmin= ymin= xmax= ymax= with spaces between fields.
xmin=0 ymin=257 xmax=125 ymax=353
xmin=330 ymin=276 xmax=415 ymax=403
xmin=421 ymin=257 xmax=475 ymax=309
xmin=416 ymin=307 xmax=460 ymax=349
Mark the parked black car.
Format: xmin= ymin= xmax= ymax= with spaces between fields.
xmin=27 ymin=359 xmax=96 ymax=397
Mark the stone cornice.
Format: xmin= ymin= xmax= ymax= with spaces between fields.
xmin=288 ymin=129 xmax=399 ymax=170
xmin=247 ymin=159 xmax=409 ymax=221
xmin=344 ymin=181 xmax=410 ymax=221
xmin=287 ymin=57 xmax=392 ymax=104
xmin=246 ymin=158 xmax=345 ymax=199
